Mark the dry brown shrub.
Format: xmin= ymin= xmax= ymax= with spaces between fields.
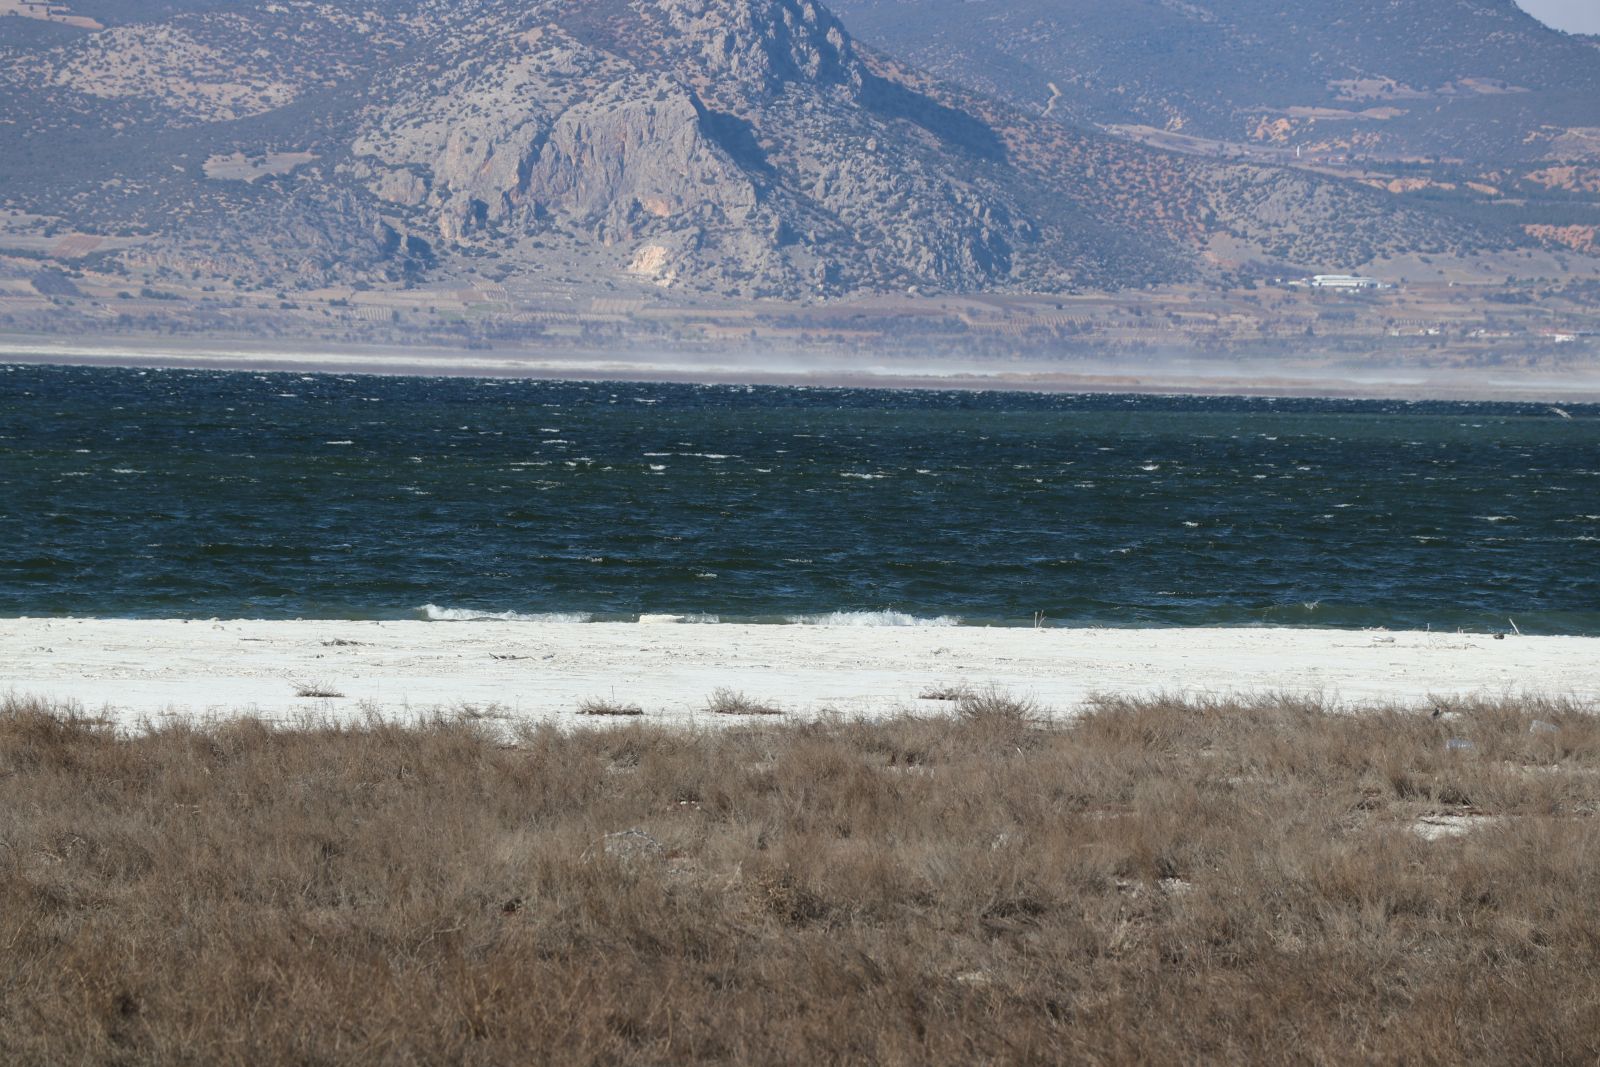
xmin=576 ymin=697 xmax=644 ymax=716
xmin=704 ymin=687 xmax=783 ymax=716
xmin=918 ymin=682 xmax=972 ymax=701
xmin=1 ymin=692 xmax=1599 ymax=1063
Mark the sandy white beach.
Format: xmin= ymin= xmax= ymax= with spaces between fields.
xmin=3 ymin=618 xmax=1595 ymax=726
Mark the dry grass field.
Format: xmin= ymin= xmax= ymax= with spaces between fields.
xmin=3 ymin=690 xmax=1599 ymax=1065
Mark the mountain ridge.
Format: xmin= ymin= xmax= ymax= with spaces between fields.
xmin=0 ymin=0 xmax=1550 ymax=300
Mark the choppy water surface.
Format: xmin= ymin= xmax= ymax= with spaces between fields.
xmin=2 ymin=364 xmax=1597 ymax=633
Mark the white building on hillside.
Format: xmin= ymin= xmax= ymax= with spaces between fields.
xmin=1309 ymin=274 xmax=1388 ymax=290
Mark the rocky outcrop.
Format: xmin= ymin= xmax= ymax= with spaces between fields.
xmin=344 ymin=0 xmax=1043 ymax=293
xmin=350 ymin=20 xmax=806 ymax=291
xmin=524 ymin=73 xmax=761 ymax=241
xmin=649 ymin=0 xmax=861 ymax=94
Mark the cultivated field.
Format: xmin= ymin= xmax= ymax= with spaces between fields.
xmin=2 ymin=692 xmax=1598 ymax=1064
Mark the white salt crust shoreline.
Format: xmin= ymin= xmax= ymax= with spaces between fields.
xmin=8 ymin=341 xmax=1600 ymax=403
xmin=3 ymin=620 xmax=1596 ymax=727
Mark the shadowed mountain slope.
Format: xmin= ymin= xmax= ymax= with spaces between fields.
xmin=833 ymin=0 xmax=1600 ymax=165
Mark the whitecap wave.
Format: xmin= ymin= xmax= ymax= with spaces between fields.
xmin=421 ymin=604 xmax=592 ymax=623
xmin=784 ymin=610 xmax=961 ymax=627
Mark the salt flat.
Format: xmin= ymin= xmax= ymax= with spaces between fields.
xmin=3 ymin=619 xmax=1595 ymax=725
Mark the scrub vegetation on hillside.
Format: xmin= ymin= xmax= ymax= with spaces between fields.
xmin=2 ymin=692 xmax=1598 ymax=1064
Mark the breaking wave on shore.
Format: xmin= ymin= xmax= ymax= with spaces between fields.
xmin=420 ymin=605 xmax=594 ymax=623
xmin=783 ymin=610 xmax=962 ymax=627
xmin=419 ymin=606 xmax=962 ymax=627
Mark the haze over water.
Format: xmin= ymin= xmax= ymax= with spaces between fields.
xmin=2 ymin=364 xmax=1597 ymax=633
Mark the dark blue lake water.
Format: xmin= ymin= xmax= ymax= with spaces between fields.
xmin=2 ymin=363 xmax=1597 ymax=633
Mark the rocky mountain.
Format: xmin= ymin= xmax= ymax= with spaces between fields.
xmin=832 ymin=0 xmax=1600 ymax=165
xmin=0 ymin=0 xmax=1540 ymax=299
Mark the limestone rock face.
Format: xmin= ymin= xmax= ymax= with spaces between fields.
xmin=351 ymin=18 xmax=794 ymax=290
xmin=650 ymin=0 xmax=861 ymax=93
xmin=525 ymin=73 xmax=760 ymax=242
xmin=373 ymin=168 xmax=429 ymax=207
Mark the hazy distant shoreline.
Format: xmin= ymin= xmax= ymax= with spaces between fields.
xmin=5 ymin=335 xmax=1600 ymax=403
